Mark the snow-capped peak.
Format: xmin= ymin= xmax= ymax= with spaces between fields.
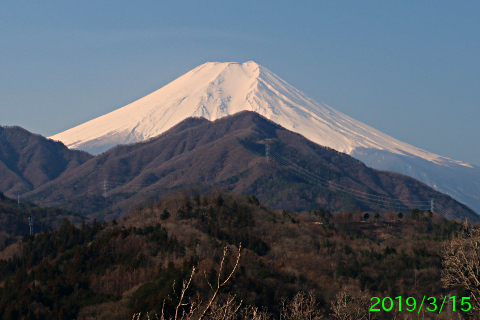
xmin=48 ymin=61 xmax=480 ymax=213
xmin=49 ymin=61 xmax=469 ymax=169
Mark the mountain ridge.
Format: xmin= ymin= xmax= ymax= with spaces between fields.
xmin=48 ymin=61 xmax=480 ymax=214
xmin=0 ymin=125 xmax=93 ymax=197
xmin=48 ymin=61 xmax=472 ymax=167
xmin=29 ymin=112 xmax=477 ymax=221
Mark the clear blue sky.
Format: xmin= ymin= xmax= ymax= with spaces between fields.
xmin=1 ymin=1 xmax=479 ymax=165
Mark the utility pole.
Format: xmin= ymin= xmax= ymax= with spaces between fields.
xmin=17 ymin=195 xmax=20 ymax=207
xmin=430 ymin=199 xmax=435 ymax=212
xmin=265 ymin=143 xmax=270 ymax=163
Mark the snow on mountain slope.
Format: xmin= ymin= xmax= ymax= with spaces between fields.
xmin=49 ymin=61 xmax=480 ymax=213
xmin=49 ymin=61 xmax=470 ymax=167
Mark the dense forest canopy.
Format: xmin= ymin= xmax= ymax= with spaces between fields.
xmin=0 ymin=190 xmax=475 ymax=319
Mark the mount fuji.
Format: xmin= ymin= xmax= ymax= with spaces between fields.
xmin=50 ymin=61 xmax=480 ymax=214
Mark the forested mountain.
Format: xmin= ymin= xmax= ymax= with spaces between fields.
xmin=0 ymin=126 xmax=93 ymax=197
xmin=0 ymin=191 xmax=469 ymax=319
xmin=25 ymin=112 xmax=477 ymax=222
xmin=0 ymin=191 xmax=82 ymax=253
xmin=49 ymin=61 xmax=480 ymax=215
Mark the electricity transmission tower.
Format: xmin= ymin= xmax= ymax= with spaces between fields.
xmin=28 ymin=217 xmax=34 ymax=235
xmin=103 ymin=179 xmax=108 ymax=198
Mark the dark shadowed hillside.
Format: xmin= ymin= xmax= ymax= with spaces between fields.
xmin=0 ymin=126 xmax=93 ymax=197
xmin=23 ymin=112 xmax=478 ymax=222
xmin=0 ymin=192 xmax=82 ymax=253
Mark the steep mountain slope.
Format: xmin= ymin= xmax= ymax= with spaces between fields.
xmin=49 ymin=61 xmax=480 ymax=214
xmin=49 ymin=61 xmax=463 ymax=165
xmin=352 ymin=148 xmax=480 ymax=215
xmin=0 ymin=126 xmax=93 ymax=197
xmin=32 ymin=112 xmax=477 ymax=221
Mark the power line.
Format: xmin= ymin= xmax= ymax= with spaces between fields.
xmin=45 ymin=144 xmax=460 ymax=220
xmin=269 ymin=149 xmax=429 ymax=205
xmin=269 ymin=152 xmax=416 ymax=206
xmin=266 ymin=149 xmax=451 ymax=214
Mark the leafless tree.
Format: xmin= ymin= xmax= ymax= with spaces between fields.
xmin=280 ymin=290 xmax=323 ymax=320
xmin=199 ymin=244 xmax=242 ymax=320
xmin=442 ymin=224 xmax=480 ymax=314
xmin=239 ymin=306 xmax=271 ymax=320
xmin=132 ymin=244 xmax=242 ymax=320
xmin=330 ymin=289 xmax=376 ymax=320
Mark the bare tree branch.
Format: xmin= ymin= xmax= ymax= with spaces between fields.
xmin=174 ymin=267 xmax=197 ymax=320
xmin=198 ymin=243 xmax=242 ymax=320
